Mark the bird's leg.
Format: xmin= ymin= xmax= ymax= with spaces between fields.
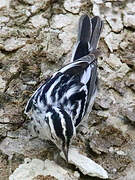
xmin=77 ymin=121 xmax=89 ymax=135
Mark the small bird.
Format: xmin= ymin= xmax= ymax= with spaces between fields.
xmin=25 ymin=14 xmax=103 ymax=162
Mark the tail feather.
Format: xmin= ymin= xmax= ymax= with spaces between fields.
xmin=90 ymin=16 xmax=103 ymax=52
xmin=71 ymin=14 xmax=92 ymax=61
xmin=78 ymin=14 xmax=91 ymax=43
xmin=72 ymin=15 xmax=103 ymax=61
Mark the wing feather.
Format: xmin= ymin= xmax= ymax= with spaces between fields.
xmin=25 ymin=57 xmax=97 ymax=127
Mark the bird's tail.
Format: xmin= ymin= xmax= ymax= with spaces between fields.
xmin=71 ymin=15 xmax=103 ymax=61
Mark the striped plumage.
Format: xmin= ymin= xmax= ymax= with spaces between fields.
xmin=25 ymin=14 xmax=103 ymax=162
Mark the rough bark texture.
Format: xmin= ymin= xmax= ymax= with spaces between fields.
xmin=0 ymin=0 xmax=135 ymax=179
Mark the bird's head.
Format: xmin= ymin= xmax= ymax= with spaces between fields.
xmin=45 ymin=106 xmax=76 ymax=162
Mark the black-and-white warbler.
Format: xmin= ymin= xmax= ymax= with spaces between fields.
xmin=25 ymin=14 xmax=103 ymax=162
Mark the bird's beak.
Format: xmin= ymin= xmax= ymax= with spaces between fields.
xmin=62 ymin=146 xmax=69 ymax=163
